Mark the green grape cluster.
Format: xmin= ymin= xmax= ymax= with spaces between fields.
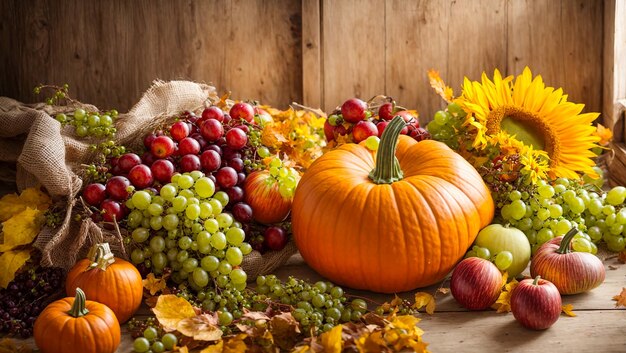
xmin=125 ymin=171 xmax=252 ymax=293
xmin=264 ymin=157 xmax=299 ymax=198
xmin=465 ymin=245 xmax=513 ymax=271
xmin=425 ymin=102 xmax=466 ymax=150
xmin=55 ymin=108 xmax=119 ymax=139
xmin=132 ymin=326 xmax=177 ymax=353
xmin=254 ymin=275 xmax=364 ymax=333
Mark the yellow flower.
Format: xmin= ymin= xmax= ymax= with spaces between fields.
xmin=455 ymin=67 xmax=601 ymax=179
xmin=520 ymin=146 xmax=549 ymax=184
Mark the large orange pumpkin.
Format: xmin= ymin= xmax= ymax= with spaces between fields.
xmin=34 ymin=288 xmax=121 ymax=353
xmin=66 ymin=243 xmax=143 ymax=323
xmin=292 ymin=116 xmax=494 ymax=293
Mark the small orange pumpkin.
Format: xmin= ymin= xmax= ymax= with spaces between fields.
xmin=66 ymin=243 xmax=143 ymax=323
xmin=34 ymin=288 xmax=121 ymax=353
xmin=292 ymin=116 xmax=494 ymax=293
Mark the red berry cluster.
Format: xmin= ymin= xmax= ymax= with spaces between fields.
xmin=323 ymin=98 xmax=430 ymax=143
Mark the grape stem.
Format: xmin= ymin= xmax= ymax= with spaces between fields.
xmin=556 ymin=228 xmax=579 ymax=254
xmin=369 ymin=116 xmax=406 ymax=184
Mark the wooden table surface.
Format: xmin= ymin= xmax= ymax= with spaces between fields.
xmin=10 ymin=252 xmax=626 ymax=352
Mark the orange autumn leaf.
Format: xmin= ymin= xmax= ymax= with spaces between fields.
xmin=152 ymin=295 xmax=197 ymax=331
xmin=413 ymin=292 xmax=436 ymax=315
xmin=143 ymin=273 xmax=167 ymax=296
xmin=593 ymin=123 xmax=613 ymax=146
xmin=618 ymin=251 xmax=626 ymax=264
xmin=561 ymin=304 xmax=577 ymax=317
xmin=428 ymin=69 xmax=454 ymax=102
xmin=613 ymin=287 xmax=626 ymax=307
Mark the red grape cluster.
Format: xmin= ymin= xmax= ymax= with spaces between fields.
xmin=82 ymin=102 xmax=289 ymax=252
xmin=324 ymin=98 xmax=430 ymax=143
xmin=0 ymin=266 xmax=65 ymax=338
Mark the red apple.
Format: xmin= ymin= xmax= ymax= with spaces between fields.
xmin=341 ymin=98 xmax=367 ymax=123
xmin=230 ymin=102 xmax=255 ymax=122
xmin=511 ymin=276 xmax=562 ymax=330
xmin=244 ymin=170 xmax=294 ymax=224
xmin=352 ymin=120 xmax=378 ymax=143
xmin=450 ymin=257 xmax=502 ymax=310
xmin=151 ymin=136 xmax=176 ymax=158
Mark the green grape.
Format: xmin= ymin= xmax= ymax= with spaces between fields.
xmin=555 ymin=219 xmax=571 ymax=236
xmin=257 ymin=146 xmax=271 ymax=158
xmin=148 ymin=203 xmax=163 ymax=216
xmin=230 ymin=268 xmax=247 ymax=284
xmin=189 ymin=170 xmax=204 ymax=180
xmin=162 ymin=214 xmax=179 ymax=231
xmin=201 ymin=255 xmax=220 ymax=272
xmin=182 ymin=258 xmax=199 ymax=273
xmin=572 ymin=238 xmax=593 ymax=253
xmin=569 ymin=197 xmax=585 ymax=214
xmin=200 ymin=202 xmax=213 ymax=219
xmin=151 ymin=341 xmax=165 ymax=353
xmin=127 ymin=210 xmax=143 ymax=228
xmin=278 ymin=168 xmax=289 ymax=179
xmin=160 ymin=184 xmax=177 ymax=200
xmin=143 ymin=326 xmax=158 ymax=340
xmin=607 ymin=236 xmax=625 ymax=252
xmin=239 ymin=243 xmax=252 ymax=255
xmin=517 ymin=217 xmax=533 ymax=231
xmin=131 ymin=249 xmax=145 ymax=264
xmin=279 ymin=183 xmax=294 ymax=198
xmin=178 ymin=236 xmax=192 ymax=250
xmin=210 ymin=232 xmax=227 ymax=249
xmin=172 ymin=196 xmax=188 ymax=212
xmin=218 ymin=261 xmax=232 ymax=274
xmin=433 ymin=110 xmax=450 ymax=125
xmin=197 ymin=230 xmax=211 ymax=247
xmin=509 ymin=190 xmax=522 ymax=201
xmin=216 ymin=213 xmax=234 ymax=229
xmin=152 ymin=196 xmax=165 ymax=205
xmin=364 ymin=136 xmax=380 ymax=151
xmin=150 ymin=216 xmax=163 ymax=230
xmin=178 ymin=175 xmax=194 ymax=189
xmin=312 ymin=294 xmax=325 ymax=308
xmin=74 ymin=108 xmax=86 ymax=120
xmin=132 ymin=228 xmax=150 ymax=243
xmin=617 ymin=209 xmax=626 ymax=225
xmin=185 ymin=204 xmax=201 ymax=220
xmin=193 ymin=268 xmax=209 ymax=287
xmin=132 ymin=191 xmax=152 ymax=210
xmin=494 ymin=251 xmax=513 ymax=271
xmin=553 ymin=184 xmax=566 ymax=194
xmin=204 ymin=218 xmax=220 ymax=233
xmin=588 ymin=226 xmax=603 ymax=242
xmin=75 ymin=125 xmax=89 ymax=137
xmin=209 ymin=199 xmax=223 ymax=215
xmin=161 ymin=334 xmax=177 ymax=350
xmin=269 ymin=166 xmax=279 ymax=176
xmin=603 ymin=205 xmax=616 ymax=216
xmin=509 ymin=200 xmax=527 ymax=220
xmin=284 ymin=176 xmax=298 ymax=188
xmin=151 ymin=253 xmax=167 ymax=270
xmin=538 ymin=185 xmax=555 ymax=198
xmin=588 ymin=199 xmax=603 ymax=216
xmin=351 ymin=299 xmax=368 ymax=311
xmin=537 ymin=228 xmax=555 ymax=244
xmin=226 ymin=227 xmax=245 ymax=246
xmin=548 ymin=204 xmax=563 ymax=218
xmin=178 ymin=189 xmax=194 ymax=199
xmin=218 ymin=311 xmax=233 ymax=325
xmin=194 ymin=177 xmax=215 ymax=198
xmin=187 ymin=197 xmax=200 ymax=205
xmin=270 ymin=158 xmax=282 ymax=168
xmin=476 ymin=247 xmax=491 ymax=260
xmin=150 ymin=236 xmax=166 ymax=252
xmin=607 ymin=186 xmax=626 ymax=206
xmin=133 ymin=337 xmax=150 ymax=353
xmin=225 ymin=247 xmax=243 ymax=266
xmin=87 ymin=114 xmax=100 ymax=127
xmin=214 ymin=191 xmax=230 ymax=207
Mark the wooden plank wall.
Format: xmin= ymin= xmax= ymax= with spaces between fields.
xmin=0 ymin=0 xmax=606 ymax=123
xmin=0 ymin=0 xmax=303 ymax=112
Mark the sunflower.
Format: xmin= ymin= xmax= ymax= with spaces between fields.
xmin=454 ymin=67 xmax=601 ymax=179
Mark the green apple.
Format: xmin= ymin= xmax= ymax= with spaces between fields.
xmin=474 ymin=224 xmax=531 ymax=277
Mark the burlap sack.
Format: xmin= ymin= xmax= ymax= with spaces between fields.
xmin=0 ymin=80 xmax=298 ymax=277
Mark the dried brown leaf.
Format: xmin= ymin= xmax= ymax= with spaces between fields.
xmin=177 ymin=313 xmax=222 ymax=341
xmin=613 ymin=287 xmax=626 ymax=307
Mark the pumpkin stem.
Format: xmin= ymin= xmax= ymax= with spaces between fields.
xmin=68 ymin=288 xmax=90 ymax=318
xmin=87 ymin=243 xmax=116 ymax=271
xmin=369 ymin=115 xmax=405 ymax=184
xmin=532 ymin=275 xmax=541 ymax=285
xmin=556 ymin=228 xmax=579 ymax=254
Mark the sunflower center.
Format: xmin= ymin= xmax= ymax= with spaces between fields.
xmin=486 ymin=105 xmax=559 ymax=161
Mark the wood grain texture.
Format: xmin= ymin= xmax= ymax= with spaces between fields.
xmin=0 ymin=0 xmax=302 ymax=112
xmin=603 ymin=0 xmax=626 ymax=140
xmin=302 ymin=0 xmax=322 ymax=108
xmin=321 ymin=0 xmax=386 ymax=112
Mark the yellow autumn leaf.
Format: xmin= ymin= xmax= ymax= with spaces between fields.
xmin=0 ymin=337 xmax=35 ymax=353
xmin=143 ymin=273 xmax=167 ymax=296
xmin=427 ymin=69 xmax=454 ymax=102
xmin=177 ymin=346 xmax=190 ymax=353
xmin=320 ymin=324 xmax=343 ymax=353
xmin=593 ymin=123 xmax=613 ymax=146
xmin=561 ymin=304 xmax=577 ymax=317
xmin=152 ymin=295 xmax=197 ymax=331
xmin=491 ymin=277 xmax=518 ymax=313
xmin=356 ymin=330 xmax=386 ymax=353
xmin=177 ymin=314 xmax=223 ymax=341
xmin=0 ymin=208 xmax=45 ymax=252
xmin=413 ymin=292 xmax=436 ymax=315
xmin=223 ymin=334 xmax=248 ymax=353
xmin=291 ymin=345 xmax=312 ymax=353
xmin=0 ymin=249 xmax=31 ymax=288
xmin=200 ymin=342 xmax=222 ymax=353
xmin=0 ymin=188 xmax=51 ymax=222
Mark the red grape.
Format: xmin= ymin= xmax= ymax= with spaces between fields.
xmin=227 ymin=158 xmax=244 ymax=172
xmin=232 ymin=202 xmax=253 ymax=223
xmin=216 ymin=167 xmax=238 ymax=188
xmin=128 ymin=164 xmax=154 ymax=189
xmin=376 ymin=121 xmax=389 ymax=137
xmin=200 ymin=119 xmax=224 ymax=142
xmin=179 ymin=154 xmax=201 ymax=173
xmin=178 ymin=137 xmax=201 ymax=155
xmin=323 ymin=120 xmax=335 ymax=141
xmin=201 ymin=106 xmax=224 ymax=122
xmin=82 ymin=183 xmax=106 ymax=206
xmin=234 ymin=124 xmax=250 ymax=134
xmin=226 ymin=186 xmax=244 ymax=205
xmin=109 ymin=157 xmax=119 ymax=167
xmin=141 ymin=152 xmax=156 ymax=166
xmin=200 ymin=150 xmax=221 ymax=173
xmin=237 ymin=172 xmax=246 ymax=185
xmin=151 ymin=159 xmax=175 ymax=184
xmin=205 ymin=144 xmax=222 ymax=155
xmin=263 ymin=226 xmax=288 ymax=251
xmin=105 ymin=176 xmax=131 ymax=201
xmin=144 ymin=134 xmax=157 ymax=149
xmin=378 ymin=102 xmax=394 ymax=120
xmin=118 ymin=153 xmax=142 ymax=173
xmin=341 ymin=98 xmax=367 ymax=123
xmin=229 ymin=102 xmax=255 ymax=122
xmin=110 ymin=165 xmax=124 ymax=176
xmin=395 ymin=110 xmax=418 ymax=127
xmin=101 ymin=199 xmax=123 ymax=222
xmin=225 ymin=128 xmax=247 ymax=150
xmin=169 ymin=121 xmax=190 ymax=141
xmin=352 ymin=120 xmax=378 ymax=143
xmin=151 ymin=136 xmax=176 ymax=158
